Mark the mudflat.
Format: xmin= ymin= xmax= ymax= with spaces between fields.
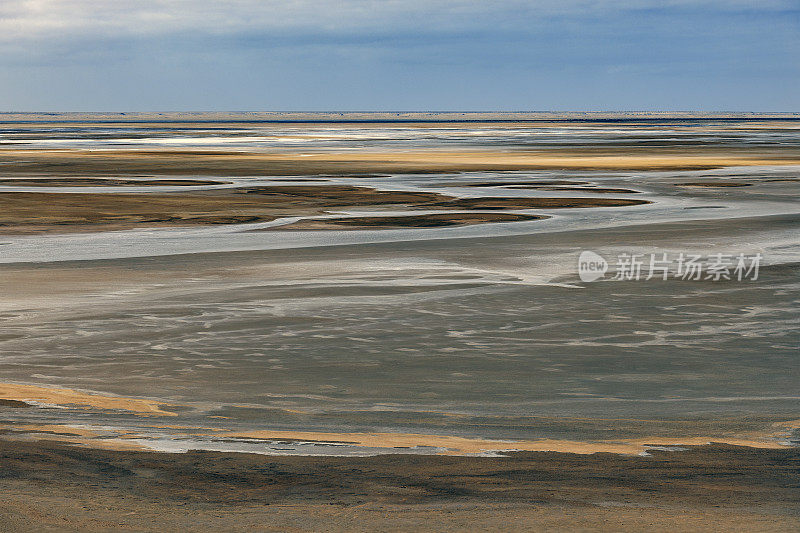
xmin=0 ymin=177 xmax=228 ymax=186
xmin=0 ymin=186 xmax=451 ymax=234
xmin=2 ymin=114 xmax=798 ymax=532
xmin=426 ymin=197 xmax=650 ymax=210
xmin=0 ymin=185 xmax=642 ymax=234
xmin=268 ymin=213 xmax=547 ymax=231
xmin=0 ymin=439 xmax=797 ymax=532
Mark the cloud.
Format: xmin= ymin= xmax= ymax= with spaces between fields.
xmin=1 ymin=0 xmax=795 ymax=44
xmin=0 ymin=1 xmax=796 ymax=110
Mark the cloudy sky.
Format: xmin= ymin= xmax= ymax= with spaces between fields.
xmin=1 ymin=0 xmax=798 ymax=111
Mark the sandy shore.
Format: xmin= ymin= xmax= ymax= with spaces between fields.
xmin=1 ymin=379 xmax=793 ymax=457
xmin=273 ymin=150 xmax=800 ymax=171
xmin=0 ymin=439 xmax=797 ymax=532
xmin=213 ymin=429 xmax=789 ymax=456
xmin=0 ymin=148 xmax=800 ymax=176
xmin=0 ymin=383 xmax=176 ymax=416
xmin=3 ymin=148 xmax=800 ymax=177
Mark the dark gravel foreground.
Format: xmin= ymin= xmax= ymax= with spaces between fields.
xmin=0 ymin=440 xmax=798 ymax=532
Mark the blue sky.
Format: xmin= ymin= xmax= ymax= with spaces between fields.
xmin=1 ymin=1 xmax=798 ymax=111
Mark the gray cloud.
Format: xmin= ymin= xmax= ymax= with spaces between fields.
xmin=0 ymin=0 xmax=796 ymax=110
xmin=2 ymin=0 xmax=795 ymax=44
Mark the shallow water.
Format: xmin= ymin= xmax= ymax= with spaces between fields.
xmin=0 ymin=116 xmax=798 ymax=455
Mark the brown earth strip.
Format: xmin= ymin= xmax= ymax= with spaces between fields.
xmin=0 ymin=191 xmax=282 ymax=234
xmin=0 ymin=399 xmax=32 ymax=408
xmin=236 ymin=185 xmax=451 ymax=206
xmin=677 ymin=182 xmax=753 ymax=187
xmin=0 ymin=186 xmax=452 ymax=235
xmin=426 ymin=197 xmax=651 ymax=210
xmin=445 ymin=181 xmax=641 ymax=192
xmin=0 ymin=186 xmax=643 ymax=234
xmin=0 ymin=178 xmax=228 ymax=187
xmin=268 ymin=213 xmax=547 ymax=231
xmin=504 ymin=186 xmax=641 ymax=193
xmin=450 ymin=180 xmax=590 ymax=187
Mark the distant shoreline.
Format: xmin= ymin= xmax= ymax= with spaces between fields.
xmin=1 ymin=111 xmax=799 ymax=124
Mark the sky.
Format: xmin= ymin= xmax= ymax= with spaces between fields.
xmin=0 ymin=0 xmax=798 ymax=111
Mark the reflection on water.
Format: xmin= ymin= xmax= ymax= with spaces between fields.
xmin=4 ymin=116 xmax=800 ymax=152
xmin=0 ymin=117 xmax=798 ymax=455
xmin=1 ymin=220 xmax=798 ymax=452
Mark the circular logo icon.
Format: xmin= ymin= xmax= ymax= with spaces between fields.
xmin=578 ymin=251 xmax=608 ymax=282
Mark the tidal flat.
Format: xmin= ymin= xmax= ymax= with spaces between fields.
xmin=0 ymin=113 xmax=798 ymax=530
